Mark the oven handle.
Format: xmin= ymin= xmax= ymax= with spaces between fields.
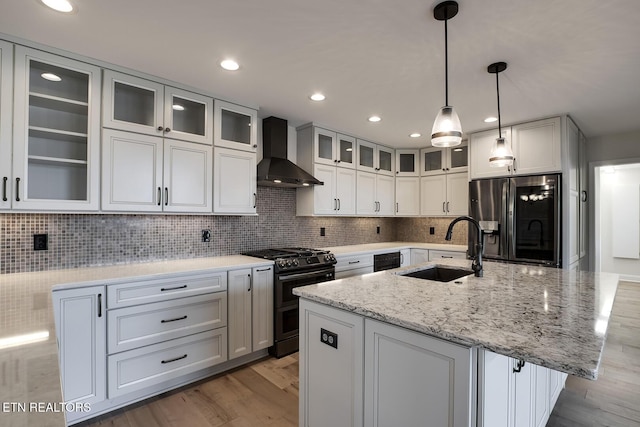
xmin=276 ymin=268 xmax=335 ymax=282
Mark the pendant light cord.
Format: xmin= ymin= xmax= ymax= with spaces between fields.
xmin=444 ymin=10 xmax=449 ymax=106
xmin=496 ymin=70 xmax=501 ymax=135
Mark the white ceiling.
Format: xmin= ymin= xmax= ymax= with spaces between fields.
xmin=2 ymin=0 xmax=640 ymax=147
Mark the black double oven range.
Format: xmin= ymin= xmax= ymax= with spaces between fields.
xmin=243 ymin=247 xmax=336 ymax=358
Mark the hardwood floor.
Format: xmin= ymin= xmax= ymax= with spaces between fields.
xmin=79 ymin=281 xmax=639 ymax=427
xmin=548 ymin=281 xmax=640 ymax=427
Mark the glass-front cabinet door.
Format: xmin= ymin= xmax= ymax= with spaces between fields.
xmin=448 ymin=139 xmax=468 ymax=173
xmin=420 ymin=147 xmax=445 ymax=176
xmin=213 ymin=100 xmax=257 ymax=153
xmin=103 ymin=70 xmax=164 ymax=136
xmin=313 ymin=127 xmax=336 ymax=166
xmin=12 ymin=46 xmax=100 ymax=210
xmin=164 ymin=87 xmax=213 ymax=145
xmin=377 ymin=145 xmax=395 ymax=176
xmin=357 ymin=139 xmax=376 ymax=173
xmin=336 ymin=133 xmax=355 ymax=169
xmin=0 ymin=41 xmax=12 ymax=210
xmin=395 ymin=149 xmax=419 ymax=177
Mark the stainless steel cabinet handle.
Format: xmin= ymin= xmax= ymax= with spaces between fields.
xmin=97 ymin=293 xmax=102 ymax=318
xmin=337 ymin=198 xmax=341 ymax=211
xmin=446 ymin=201 xmax=450 ymax=212
xmin=161 ymin=315 xmax=187 ymax=323
xmin=157 ymin=187 xmax=162 ymax=206
xmin=15 ymin=178 xmax=20 ymax=202
xmin=161 ymin=354 xmax=187 ymax=364
xmin=2 ymin=177 xmax=7 ymax=202
xmin=253 ymin=193 xmax=257 ymax=209
xmin=165 ymin=187 xmax=169 ymax=206
xmin=442 ymin=201 xmax=446 ymax=213
xmin=348 ymin=260 xmax=360 ymax=264
xmin=161 ymin=285 xmax=187 ymax=292
xmin=396 ymin=202 xmax=399 ymax=213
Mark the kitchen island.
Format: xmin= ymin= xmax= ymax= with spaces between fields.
xmin=294 ymin=259 xmax=619 ymax=427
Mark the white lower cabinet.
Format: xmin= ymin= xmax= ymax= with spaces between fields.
xmin=410 ymin=248 xmax=430 ymax=265
xmin=299 ymin=299 xmax=364 ymax=427
xmin=364 ymin=319 xmax=474 ymax=427
xmin=52 ymin=286 xmax=106 ymax=424
xmin=335 ymin=253 xmax=374 ymax=279
xmin=429 ymin=249 xmax=467 ymax=261
xmin=228 ymin=266 xmax=274 ymax=360
xmin=400 ymin=248 xmax=410 ymax=267
xmin=479 ymin=350 xmax=562 ymax=427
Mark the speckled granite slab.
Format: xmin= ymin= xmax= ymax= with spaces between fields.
xmin=293 ymin=259 xmax=619 ymax=380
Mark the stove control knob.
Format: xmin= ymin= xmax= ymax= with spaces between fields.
xmin=278 ymin=259 xmax=286 ymax=269
xmin=286 ymin=260 xmax=292 ymax=267
xmin=292 ymin=259 xmax=299 ymax=266
xmin=324 ymin=255 xmax=330 ymax=261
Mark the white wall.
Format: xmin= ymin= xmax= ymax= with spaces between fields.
xmin=588 ymin=130 xmax=640 ymax=163
xmin=597 ymin=164 xmax=640 ymax=278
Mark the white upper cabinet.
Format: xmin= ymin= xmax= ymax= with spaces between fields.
xmin=395 ymin=149 xmax=419 ymax=177
xmin=213 ymin=146 xmax=257 ymax=214
xmin=357 ymin=139 xmax=395 ymax=176
xmin=101 ymin=129 xmax=212 ymax=212
xmin=213 ymin=100 xmax=257 ymax=152
xmin=469 ymin=117 xmax=560 ymax=179
xmin=312 ymin=128 xmax=356 ymax=169
xmin=395 ymin=177 xmax=420 ymax=216
xmin=12 ymin=46 xmax=101 ymax=211
xmin=357 ymin=171 xmax=394 ymax=216
xmin=421 ymin=140 xmax=468 ymax=176
xmin=103 ymin=70 xmax=213 ymax=145
xmin=420 ymin=172 xmax=468 ymax=216
xmin=0 ymin=41 xmax=13 ymax=210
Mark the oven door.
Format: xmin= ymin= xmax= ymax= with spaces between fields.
xmin=275 ymin=266 xmax=335 ymax=309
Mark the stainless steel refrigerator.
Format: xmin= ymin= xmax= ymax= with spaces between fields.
xmin=469 ymin=174 xmax=561 ymax=267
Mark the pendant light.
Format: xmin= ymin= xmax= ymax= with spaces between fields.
xmin=431 ymin=1 xmax=462 ymax=147
xmin=488 ymin=61 xmax=514 ymax=167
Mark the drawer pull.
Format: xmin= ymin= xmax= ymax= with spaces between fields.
xmin=441 ymin=255 xmax=453 ymax=259
xmin=161 ymin=354 xmax=187 ymax=364
xmin=256 ymin=268 xmax=272 ymax=272
xmin=160 ymin=315 xmax=187 ymax=323
xmin=160 ymin=285 xmax=187 ymax=292
xmin=348 ymin=260 xmax=361 ymax=264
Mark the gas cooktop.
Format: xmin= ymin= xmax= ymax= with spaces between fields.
xmin=243 ymin=247 xmax=336 ymax=272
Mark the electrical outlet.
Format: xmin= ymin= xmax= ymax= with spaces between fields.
xmin=320 ymin=227 xmax=325 ymax=237
xmin=201 ymin=229 xmax=211 ymax=242
xmin=376 ymin=226 xmax=380 ymax=234
xmin=320 ymin=328 xmax=338 ymax=349
xmin=33 ymin=234 xmax=48 ymax=251
xmin=430 ymin=226 xmax=435 ymax=235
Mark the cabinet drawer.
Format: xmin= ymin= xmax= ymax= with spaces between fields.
xmin=108 ymin=293 xmax=226 ymax=354
xmin=335 ymin=253 xmax=373 ymax=272
xmin=108 ymin=328 xmax=227 ymax=399
xmin=335 ymin=266 xmax=374 ymax=279
xmin=428 ymin=250 xmax=467 ymax=261
xmin=107 ymin=272 xmax=227 ymax=308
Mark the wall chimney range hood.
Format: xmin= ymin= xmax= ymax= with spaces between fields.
xmin=257 ymin=116 xmax=323 ymax=188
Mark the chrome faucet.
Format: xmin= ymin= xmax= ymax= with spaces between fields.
xmin=445 ymin=215 xmax=483 ymax=277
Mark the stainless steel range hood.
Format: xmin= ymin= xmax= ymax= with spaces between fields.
xmin=257 ymin=116 xmax=323 ymax=188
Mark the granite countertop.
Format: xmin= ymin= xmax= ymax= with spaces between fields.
xmin=293 ymin=259 xmax=620 ymax=380
xmin=0 ymin=255 xmax=272 ymax=427
xmin=322 ymin=241 xmax=468 ymax=256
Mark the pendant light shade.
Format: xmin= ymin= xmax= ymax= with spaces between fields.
xmin=432 ymin=1 xmax=462 ymax=147
xmin=487 ymin=62 xmax=514 ymax=167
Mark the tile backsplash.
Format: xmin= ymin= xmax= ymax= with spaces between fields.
xmin=1 ymin=186 xmax=411 ymax=274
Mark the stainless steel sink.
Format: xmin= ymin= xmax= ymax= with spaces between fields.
xmin=399 ymin=266 xmax=474 ymax=282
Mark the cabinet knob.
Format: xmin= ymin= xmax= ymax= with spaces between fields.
xmin=253 ymin=144 xmax=258 ymax=148
xmin=165 ymin=127 xmax=171 ymax=133
xmin=157 ymin=126 xmax=164 ymax=131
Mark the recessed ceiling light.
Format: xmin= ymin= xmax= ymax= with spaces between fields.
xmin=41 ymin=72 xmax=62 ymax=82
xmin=273 ymin=179 xmax=282 ymax=184
xmin=368 ymin=116 xmax=381 ymax=123
xmin=40 ymin=0 xmax=74 ymax=13
xmin=409 ymin=133 xmax=421 ymax=138
xmin=453 ymin=148 xmax=463 ymax=152
xmin=220 ymin=59 xmax=239 ymax=71
xmin=484 ymin=116 xmax=498 ymax=123
xmin=302 ymin=183 xmax=310 ymax=186
xmin=346 ymin=148 xmax=353 ymax=152
xmin=172 ymin=104 xmax=185 ymax=111
xmin=310 ymin=93 xmax=325 ymax=101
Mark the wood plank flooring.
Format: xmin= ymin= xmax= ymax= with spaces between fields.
xmin=548 ymin=281 xmax=640 ymax=427
xmin=79 ymin=281 xmax=640 ymax=427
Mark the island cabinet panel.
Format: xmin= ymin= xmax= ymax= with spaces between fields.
xmin=364 ymin=319 xmax=474 ymax=427
xmin=299 ymin=300 xmax=364 ymax=427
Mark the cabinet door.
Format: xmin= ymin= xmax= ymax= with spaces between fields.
xmin=364 ymin=319 xmax=473 ymax=427
xmin=213 ymin=147 xmax=257 ymax=214
xmin=449 ymin=140 xmax=469 ymax=173
xmin=532 ymin=364 xmax=549 ymax=427
xmin=357 ymin=139 xmax=377 ymax=173
xmin=420 ymin=146 xmax=446 ymax=176
xmin=52 ymin=286 xmax=106 ymax=408
xmin=299 ymin=299 xmax=364 ymax=427
xmin=13 ymin=46 xmax=101 ymax=210
xmin=252 ymin=266 xmax=274 ymax=351
xmin=336 ymin=167 xmax=356 ymax=215
xmin=313 ymin=127 xmax=337 ymax=166
xmin=102 ymin=70 xmax=164 ymax=136
xmin=164 ymin=139 xmax=212 ymax=213
xmin=228 ymin=269 xmax=253 ymax=359
xmin=511 ymin=117 xmax=561 ymax=175
xmin=356 ymin=171 xmax=377 ymax=215
xmin=101 ymin=129 xmax=163 ymax=212
xmin=336 ymin=133 xmax=356 ymax=169
xmin=420 ymin=175 xmax=447 ymax=216
xmin=0 ymin=41 xmax=12 ymax=210
xmin=513 ymin=359 xmax=534 ymax=427
xmin=410 ymin=248 xmax=429 ymax=265
xmin=213 ymin=100 xmax=257 ymax=152
xmin=164 ymin=86 xmax=213 ymax=145
xmin=376 ymin=174 xmax=395 ymax=215
xmin=395 ymin=177 xmax=420 ymax=216
xmin=479 ymin=350 xmax=511 ymax=427
xmin=446 ymin=172 xmax=469 ymax=216
xmin=395 ymin=149 xmax=419 ymax=177
xmin=400 ymin=249 xmax=411 ymax=267
xmin=376 ymin=145 xmax=395 ymax=176
xmin=469 ymin=127 xmax=512 ymax=179
xmin=313 ymin=164 xmax=337 ymax=215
